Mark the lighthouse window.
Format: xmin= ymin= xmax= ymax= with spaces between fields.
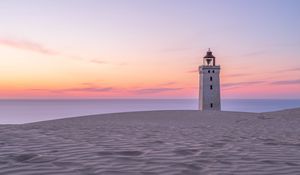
xmin=210 ymin=103 xmax=213 ymax=108
xmin=212 ymin=70 xmax=215 ymax=73
xmin=210 ymin=85 xmax=213 ymax=90
xmin=208 ymin=70 xmax=211 ymax=73
xmin=210 ymin=77 xmax=213 ymax=81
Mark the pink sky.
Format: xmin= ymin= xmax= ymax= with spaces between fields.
xmin=0 ymin=0 xmax=299 ymax=99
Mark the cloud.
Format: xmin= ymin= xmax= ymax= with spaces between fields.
xmin=90 ymin=59 xmax=107 ymax=64
xmin=225 ymin=73 xmax=248 ymax=77
xmin=187 ymin=69 xmax=198 ymax=73
xmin=29 ymin=88 xmax=64 ymax=94
xmin=222 ymin=81 xmax=265 ymax=88
xmin=281 ymin=68 xmax=300 ymax=72
xmin=31 ymin=85 xmax=182 ymax=95
xmin=0 ymin=37 xmax=58 ymax=55
xmin=30 ymin=87 xmax=114 ymax=93
xmin=117 ymin=62 xmax=128 ymax=66
xmin=271 ymin=79 xmax=300 ymax=85
xmin=0 ymin=37 xmax=129 ymax=67
xmin=64 ymin=87 xmax=113 ymax=92
xmin=134 ymin=88 xmax=182 ymax=94
xmin=89 ymin=59 xmax=128 ymax=66
xmin=80 ymin=82 xmax=96 ymax=86
xmin=159 ymin=81 xmax=177 ymax=86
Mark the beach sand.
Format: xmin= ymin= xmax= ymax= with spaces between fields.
xmin=1 ymin=108 xmax=300 ymax=175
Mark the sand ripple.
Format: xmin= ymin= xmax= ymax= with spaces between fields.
xmin=1 ymin=109 xmax=300 ymax=174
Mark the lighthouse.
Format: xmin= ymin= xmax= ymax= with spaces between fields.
xmin=199 ymin=49 xmax=221 ymax=110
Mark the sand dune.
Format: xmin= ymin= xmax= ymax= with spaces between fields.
xmin=1 ymin=109 xmax=300 ymax=174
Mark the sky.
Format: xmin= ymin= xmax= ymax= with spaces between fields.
xmin=0 ymin=0 xmax=299 ymax=99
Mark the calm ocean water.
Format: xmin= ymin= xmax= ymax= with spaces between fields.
xmin=0 ymin=99 xmax=300 ymax=124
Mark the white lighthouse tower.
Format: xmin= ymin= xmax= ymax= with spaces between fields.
xmin=199 ymin=49 xmax=221 ymax=111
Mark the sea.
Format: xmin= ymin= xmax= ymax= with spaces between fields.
xmin=0 ymin=99 xmax=300 ymax=124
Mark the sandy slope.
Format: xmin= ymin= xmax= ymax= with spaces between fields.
xmin=0 ymin=109 xmax=300 ymax=175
